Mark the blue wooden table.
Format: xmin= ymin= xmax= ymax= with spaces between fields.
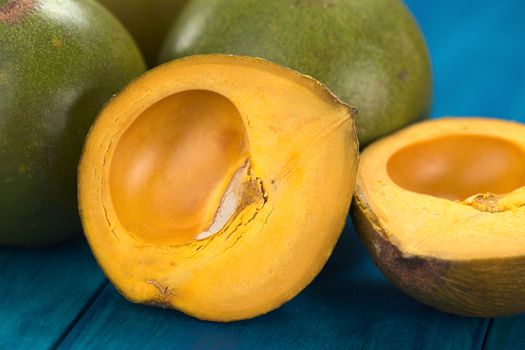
xmin=2 ymin=0 xmax=525 ymax=348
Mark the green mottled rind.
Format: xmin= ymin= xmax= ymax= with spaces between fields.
xmin=0 ymin=0 xmax=146 ymax=246
xmin=352 ymin=192 xmax=525 ymax=317
xmin=97 ymin=0 xmax=187 ymax=67
xmin=159 ymin=0 xmax=432 ymax=145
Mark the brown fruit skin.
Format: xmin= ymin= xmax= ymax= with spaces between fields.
xmin=352 ymin=192 xmax=525 ymax=317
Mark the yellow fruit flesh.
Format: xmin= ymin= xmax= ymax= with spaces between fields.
xmin=356 ymin=118 xmax=525 ymax=260
xmin=78 ymin=55 xmax=358 ymax=321
xmin=110 ymin=90 xmax=249 ymax=245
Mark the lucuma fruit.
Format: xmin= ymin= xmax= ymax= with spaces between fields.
xmin=159 ymin=0 xmax=432 ymax=145
xmin=97 ymin=0 xmax=187 ymax=67
xmin=0 ymin=0 xmax=145 ymax=246
xmin=78 ymin=54 xmax=358 ymax=321
xmin=352 ymin=118 xmax=525 ymax=317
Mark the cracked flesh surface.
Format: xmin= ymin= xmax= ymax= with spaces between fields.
xmin=79 ymin=55 xmax=358 ymax=321
xmin=387 ymin=134 xmax=525 ymax=201
xmin=109 ymin=90 xmax=250 ymax=245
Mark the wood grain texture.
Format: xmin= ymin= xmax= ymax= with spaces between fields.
xmin=57 ymin=224 xmax=488 ymax=350
xmin=0 ymin=238 xmax=105 ymax=348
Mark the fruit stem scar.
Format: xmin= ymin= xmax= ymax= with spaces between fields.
xmin=147 ymin=280 xmax=174 ymax=299
xmin=0 ymin=0 xmax=35 ymax=25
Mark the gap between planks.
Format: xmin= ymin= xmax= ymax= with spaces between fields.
xmin=50 ymin=279 xmax=109 ymax=349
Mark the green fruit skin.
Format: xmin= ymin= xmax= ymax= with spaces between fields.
xmin=352 ymin=195 xmax=525 ymax=317
xmin=159 ymin=0 xmax=433 ymax=145
xmin=97 ymin=0 xmax=188 ymax=67
xmin=0 ymin=0 xmax=146 ymax=246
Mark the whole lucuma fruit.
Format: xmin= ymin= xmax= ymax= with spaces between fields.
xmin=159 ymin=0 xmax=433 ymax=145
xmin=0 ymin=0 xmax=146 ymax=246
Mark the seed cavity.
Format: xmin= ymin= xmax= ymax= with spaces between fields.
xmin=387 ymin=134 xmax=525 ymax=201
xmin=109 ymin=90 xmax=256 ymax=245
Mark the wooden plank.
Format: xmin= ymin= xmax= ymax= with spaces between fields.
xmin=57 ymin=224 xmax=488 ymax=350
xmin=484 ymin=317 xmax=525 ymax=350
xmin=0 ymin=237 xmax=105 ymax=349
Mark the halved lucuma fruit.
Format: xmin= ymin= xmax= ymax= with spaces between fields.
xmin=352 ymin=117 xmax=525 ymax=317
xmin=79 ymin=54 xmax=358 ymax=321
